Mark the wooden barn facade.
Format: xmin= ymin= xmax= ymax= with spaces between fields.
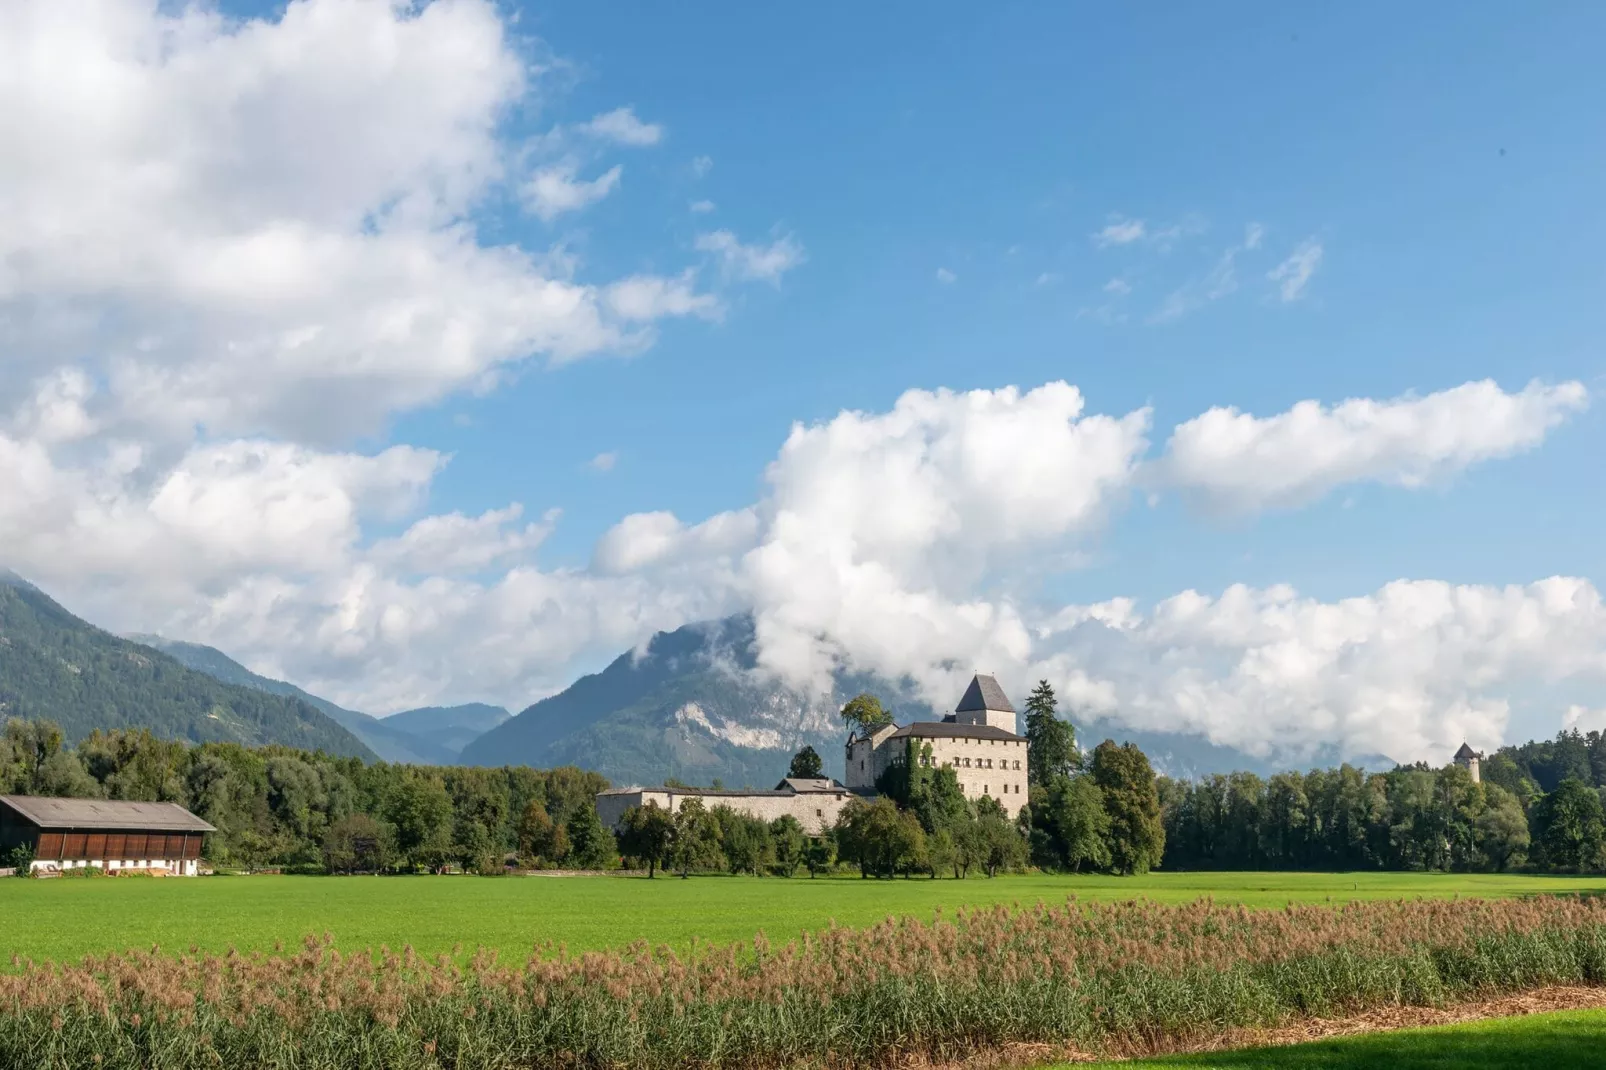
xmin=0 ymin=795 xmax=214 ymax=876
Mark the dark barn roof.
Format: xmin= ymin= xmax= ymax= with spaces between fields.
xmin=0 ymin=795 xmax=215 ymax=833
xmin=888 ymin=722 xmax=1023 ymax=743
xmin=955 ymin=673 xmax=1015 ymax=714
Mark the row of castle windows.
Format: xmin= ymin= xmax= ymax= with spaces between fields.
xmin=964 ymin=783 xmax=1021 ymax=796
xmin=918 ymin=755 xmax=1020 ymax=770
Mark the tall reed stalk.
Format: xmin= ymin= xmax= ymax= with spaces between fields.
xmin=4 ymin=895 xmax=1605 ymax=1068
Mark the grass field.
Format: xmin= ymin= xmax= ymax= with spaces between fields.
xmin=1073 ymin=1009 xmax=1606 ymax=1068
xmin=6 ymin=869 xmax=1606 ymax=964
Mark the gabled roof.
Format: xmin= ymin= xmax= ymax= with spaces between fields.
xmin=888 ymin=722 xmax=1023 ymax=743
xmin=775 ymin=777 xmax=850 ymax=794
xmin=1453 ymin=743 xmax=1481 ymax=762
xmin=955 ymin=673 xmax=1014 ymax=714
xmin=0 ymin=795 xmax=215 ymax=833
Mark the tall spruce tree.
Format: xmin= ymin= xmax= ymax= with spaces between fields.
xmin=1024 ymin=680 xmax=1078 ymax=786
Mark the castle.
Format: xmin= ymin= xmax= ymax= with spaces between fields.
xmin=596 ymin=674 xmax=1031 ymax=833
xmin=1454 ymin=742 xmax=1483 ymax=783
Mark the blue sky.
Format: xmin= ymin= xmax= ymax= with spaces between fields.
xmin=393 ymin=0 xmax=1605 ymax=600
xmin=3 ymin=0 xmax=1603 ymax=762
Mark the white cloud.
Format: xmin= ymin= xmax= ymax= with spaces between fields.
xmin=1159 ymin=379 xmax=1589 ymax=514
xmin=593 ymin=509 xmax=760 ymax=575
xmin=1103 ymin=277 xmax=1131 ymax=296
xmin=742 ymin=383 xmax=1151 ymax=690
xmin=936 ymin=267 xmax=957 ymax=284
xmin=1154 ymin=223 xmax=1265 ymax=321
xmin=1030 ymin=577 xmax=1606 ymax=764
xmin=603 ymin=272 xmax=721 ymax=323
xmin=577 ymin=106 xmax=663 ymax=147
xmin=523 ymin=162 xmax=622 ymax=221
xmin=1563 ymin=705 xmax=1606 ymax=734
xmin=0 ymin=0 xmax=738 ymax=445
xmin=690 ymin=199 xmax=716 ymax=214
xmin=370 ymin=505 xmax=556 ymax=574
xmin=0 ymin=368 xmax=1595 ymax=745
xmin=1035 ymin=273 xmax=1062 ymax=287
xmin=587 ymin=451 xmax=618 ymax=473
xmin=695 ymin=230 xmax=805 ymax=284
xmin=1268 ymin=239 xmax=1324 ymax=302
xmin=1094 ymin=218 xmax=1147 ymax=247
xmin=691 ymin=155 xmax=713 ymax=178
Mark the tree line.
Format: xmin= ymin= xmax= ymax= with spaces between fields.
xmin=2 ymin=719 xmax=614 ymax=875
xmin=1159 ymin=729 xmax=1606 ymax=873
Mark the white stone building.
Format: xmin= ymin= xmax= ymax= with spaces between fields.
xmin=845 ymin=674 xmax=1030 ymax=818
xmin=595 ymin=674 xmax=1032 ymax=833
xmin=1453 ymin=742 xmax=1483 ymax=784
xmin=595 ymin=777 xmax=855 ymax=836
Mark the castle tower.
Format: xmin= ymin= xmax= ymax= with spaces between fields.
xmin=953 ymin=673 xmax=1017 ymax=733
xmin=1453 ymin=742 xmax=1482 ymax=784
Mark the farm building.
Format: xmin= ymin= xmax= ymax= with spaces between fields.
xmin=0 ymin=795 xmax=214 ymax=876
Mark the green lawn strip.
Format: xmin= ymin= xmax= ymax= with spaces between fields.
xmin=1062 ymin=1009 xmax=1606 ymax=1069
xmin=5 ymin=870 xmax=1606 ymax=965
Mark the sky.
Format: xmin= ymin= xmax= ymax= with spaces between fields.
xmin=2 ymin=0 xmax=1604 ymax=766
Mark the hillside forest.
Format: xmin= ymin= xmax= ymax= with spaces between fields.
xmin=6 ymin=681 xmax=1606 ymax=877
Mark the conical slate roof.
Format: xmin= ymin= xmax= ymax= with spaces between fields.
xmin=1453 ymin=742 xmax=1479 ymax=762
xmin=955 ymin=673 xmax=1014 ymax=714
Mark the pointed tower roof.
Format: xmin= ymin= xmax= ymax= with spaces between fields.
xmin=956 ymin=673 xmax=1014 ymax=714
xmin=1453 ymin=742 xmax=1479 ymax=762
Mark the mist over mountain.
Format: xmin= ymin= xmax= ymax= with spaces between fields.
xmin=461 ymin=613 xmax=1306 ymax=786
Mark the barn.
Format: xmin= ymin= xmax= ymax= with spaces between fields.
xmin=0 ymin=795 xmax=214 ymax=877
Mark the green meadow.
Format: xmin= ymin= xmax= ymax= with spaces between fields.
xmin=6 ymin=869 xmax=1606 ymax=964
xmin=1075 ymin=1009 xmax=1606 ymax=1068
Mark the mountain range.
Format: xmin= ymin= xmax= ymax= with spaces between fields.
xmin=128 ymin=636 xmax=508 ymax=764
xmin=1 ymin=571 xmax=1390 ymax=784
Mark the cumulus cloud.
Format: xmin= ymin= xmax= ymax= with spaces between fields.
xmin=695 ymin=230 xmax=805 ymax=283
xmin=587 ymin=451 xmax=618 ymax=473
xmin=936 ymin=267 xmax=957 ymax=284
xmin=0 ymin=0 xmax=711 ymax=443
xmin=523 ymin=162 xmax=623 ymax=220
xmin=603 ymin=272 xmax=721 ymax=323
xmin=1159 ymin=379 xmax=1589 ymax=514
xmin=577 ymin=106 xmax=663 ymax=146
xmin=1269 ymin=239 xmax=1323 ymax=302
xmin=369 ymin=505 xmax=556 ymax=574
xmin=690 ymin=199 xmax=716 ymax=214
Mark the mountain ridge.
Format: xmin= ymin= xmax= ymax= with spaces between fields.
xmin=0 ymin=576 xmax=374 ymax=759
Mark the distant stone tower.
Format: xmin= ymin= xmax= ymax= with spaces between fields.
xmin=1453 ymin=742 xmax=1482 ymax=784
xmin=951 ymin=673 xmax=1017 ymax=733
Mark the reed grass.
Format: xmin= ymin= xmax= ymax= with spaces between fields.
xmin=4 ymin=895 xmax=1605 ymax=1068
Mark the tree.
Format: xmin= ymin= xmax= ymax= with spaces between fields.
xmin=1030 ymin=775 xmax=1111 ymax=873
xmin=385 ymin=775 xmax=454 ymax=872
xmin=564 ymin=804 xmax=618 ymax=870
xmin=1090 ymin=741 xmax=1165 ymax=875
xmin=713 ymin=806 xmax=774 ymax=876
xmin=834 ymin=796 xmax=924 ymax=878
xmin=1476 ymin=784 xmax=1530 ymax=871
xmin=322 ymin=813 xmax=394 ymax=875
xmin=803 ymin=836 xmax=836 ymax=878
xmin=770 ymin=815 xmax=807 ymax=876
xmin=840 ymin=693 xmax=893 ymax=734
xmin=617 ymin=803 xmax=674 ymax=877
xmin=787 ymin=746 xmax=824 ymax=780
xmin=1533 ymin=778 xmax=1605 ymax=871
xmin=517 ymin=799 xmax=569 ymax=865
xmin=974 ymin=798 xmax=1028 ymax=877
xmin=670 ymin=799 xmax=724 ymax=878
xmin=1024 ymin=681 xmax=1078 ymax=786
